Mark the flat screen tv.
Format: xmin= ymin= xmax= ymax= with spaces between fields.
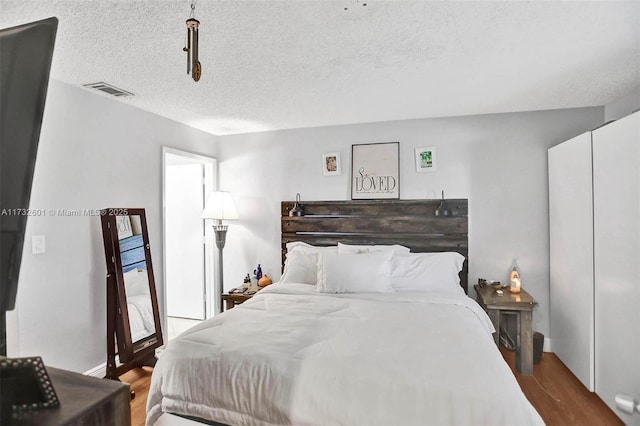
xmin=0 ymin=17 xmax=58 ymax=319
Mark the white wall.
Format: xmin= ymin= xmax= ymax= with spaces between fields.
xmin=218 ymin=107 xmax=604 ymax=340
xmin=604 ymin=86 xmax=640 ymax=122
xmin=11 ymin=80 xmax=218 ymax=372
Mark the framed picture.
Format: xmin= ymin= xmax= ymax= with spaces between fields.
xmin=351 ymin=142 xmax=399 ymax=199
xmin=116 ymin=215 xmax=133 ymax=240
xmin=322 ymin=152 xmax=341 ymax=176
xmin=415 ymin=146 xmax=436 ymax=172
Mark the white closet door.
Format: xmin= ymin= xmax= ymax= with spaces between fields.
xmin=548 ymin=132 xmax=594 ymax=391
xmin=593 ymin=111 xmax=640 ymax=424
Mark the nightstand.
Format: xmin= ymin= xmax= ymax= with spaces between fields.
xmin=221 ymin=285 xmax=260 ymax=310
xmin=474 ymin=284 xmax=538 ymax=375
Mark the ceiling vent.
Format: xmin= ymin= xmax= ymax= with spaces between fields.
xmin=83 ymin=82 xmax=133 ymax=97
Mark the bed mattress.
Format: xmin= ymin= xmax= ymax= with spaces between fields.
xmin=147 ymin=283 xmax=543 ymax=425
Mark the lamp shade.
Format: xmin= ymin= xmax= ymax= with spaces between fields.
xmin=202 ymin=191 xmax=238 ymax=220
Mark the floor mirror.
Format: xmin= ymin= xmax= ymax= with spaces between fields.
xmin=100 ymin=208 xmax=163 ymax=384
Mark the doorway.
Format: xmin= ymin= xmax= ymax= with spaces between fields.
xmin=162 ymin=148 xmax=216 ymax=339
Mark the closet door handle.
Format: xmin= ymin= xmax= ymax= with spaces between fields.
xmin=615 ymin=394 xmax=640 ymax=415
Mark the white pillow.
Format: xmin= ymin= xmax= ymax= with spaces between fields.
xmin=337 ymin=242 xmax=410 ymax=254
xmin=391 ymin=252 xmax=465 ymax=295
xmin=280 ymin=251 xmax=318 ymax=285
xmin=286 ymin=241 xmax=338 ymax=254
xmin=316 ymin=253 xmax=394 ymax=293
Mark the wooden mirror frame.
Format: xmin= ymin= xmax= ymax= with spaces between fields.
xmin=100 ymin=208 xmax=163 ymax=380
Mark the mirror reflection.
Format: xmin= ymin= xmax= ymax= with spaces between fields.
xmin=116 ymin=215 xmax=155 ymax=344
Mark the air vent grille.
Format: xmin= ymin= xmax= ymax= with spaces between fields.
xmin=83 ymin=82 xmax=133 ymax=97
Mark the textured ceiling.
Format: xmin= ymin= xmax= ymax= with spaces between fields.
xmin=1 ymin=0 xmax=639 ymax=135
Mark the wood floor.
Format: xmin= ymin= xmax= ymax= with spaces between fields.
xmin=121 ymin=348 xmax=622 ymax=426
xmin=121 ymin=366 xmax=154 ymax=426
xmin=499 ymin=347 xmax=622 ymax=426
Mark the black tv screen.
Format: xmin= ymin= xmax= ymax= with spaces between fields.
xmin=0 ymin=17 xmax=58 ymax=312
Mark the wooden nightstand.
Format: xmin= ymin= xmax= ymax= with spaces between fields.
xmin=221 ymin=285 xmax=260 ymax=310
xmin=474 ymin=284 xmax=538 ymax=375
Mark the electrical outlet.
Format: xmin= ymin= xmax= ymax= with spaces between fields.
xmin=32 ymin=235 xmax=46 ymax=254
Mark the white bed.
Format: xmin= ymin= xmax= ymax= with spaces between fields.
xmin=149 ymin=198 xmax=542 ymax=426
xmin=147 ymin=279 xmax=543 ymax=425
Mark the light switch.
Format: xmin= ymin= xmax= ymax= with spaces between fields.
xmin=32 ymin=235 xmax=45 ymax=254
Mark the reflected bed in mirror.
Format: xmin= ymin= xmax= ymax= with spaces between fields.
xmin=118 ymin=219 xmax=155 ymax=345
xmin=100 ymin=209 xmax=163 ymax=381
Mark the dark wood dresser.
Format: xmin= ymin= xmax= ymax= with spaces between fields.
xmin=12 ymin=367 xmax=130 ymax=425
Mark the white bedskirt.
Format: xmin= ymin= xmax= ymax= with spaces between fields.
xmin=147 ymin=283 xmax=543 ymax=425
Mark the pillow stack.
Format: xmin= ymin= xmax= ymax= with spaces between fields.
xmin=280 ymin=242 xmax=465 ymax=295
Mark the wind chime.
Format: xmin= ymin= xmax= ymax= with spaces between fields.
xmin=183 ymin=0 xmax=201 ymax=82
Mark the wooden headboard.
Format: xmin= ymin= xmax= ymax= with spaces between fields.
xmin=281 ymin=199 xmax=469 ymax=293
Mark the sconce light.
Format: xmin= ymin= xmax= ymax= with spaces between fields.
xmin=509 ymin=267 xmax=521 ymax=293
xmin=435 ymin=190 xmax=451 ymax=217
xmin=183 ymin=1 xmax=201 ymax=82
xmin=289 ymin=193 xmax=304 ymax=217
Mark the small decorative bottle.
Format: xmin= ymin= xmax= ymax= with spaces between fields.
xmin=256 ymin=264 xmax=263 ymax=281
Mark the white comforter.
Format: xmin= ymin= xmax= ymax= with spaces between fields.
xmin=128 ymin=294 xmax=155 ymax=343
xmin=147 ymin=283 xmax=543 ymax=426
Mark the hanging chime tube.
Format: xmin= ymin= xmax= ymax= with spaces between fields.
xmin=185 ymin=18 xmax=201 ymax=81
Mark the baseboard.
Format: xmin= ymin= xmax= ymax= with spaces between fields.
xmin=82 ymin=352 xmax=159 ymax=378
xmin=84 ymin=362 xmax=106 ymax=378
xmin=83 ymin=354 xmax=122 ymax=377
